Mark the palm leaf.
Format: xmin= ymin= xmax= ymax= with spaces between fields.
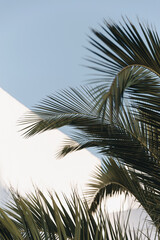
xmin=86 ymin=158 xmax=160 ymax=230
xmin=0 ymin=189 xmax=158 ymax=239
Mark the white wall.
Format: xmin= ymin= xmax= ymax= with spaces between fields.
xmin=0 ymin=88 xmax=101 ymax=198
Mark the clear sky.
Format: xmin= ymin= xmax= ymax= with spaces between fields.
xmin=1 ymin=0 xmax=160 ymax=109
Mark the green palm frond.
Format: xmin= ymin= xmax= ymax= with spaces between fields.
xmin=86 ymin=158 xmax=160 ymax=229
xmin=19 ymin=87 xmax=103 ymax=137
xmin=0 ymin=189 xmax=158 ymax=240
xmin=87 ymin=158 xmax=138 ymax=212
xmin=90 ymin=66 xmax=160 ymax=119
xmin=88 ymin=19 xmax=160 ymax=76
xmin=87 ymin=19 xmax=160 ymax=119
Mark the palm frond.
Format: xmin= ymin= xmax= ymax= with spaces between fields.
xmin=0 ymin=189 xmax=158 ymax=240
xmin=86 ymin=158 xmax=160 ymax=229
xmin=88 ymin=19 xmax=160 ymax=77
xmin=86 ymin=19 xmax=160 ymax=121
xmin=19 ymin=87 xmax=103 ymax=137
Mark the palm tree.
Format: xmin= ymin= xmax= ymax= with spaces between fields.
xmin=20 ymin=18 xmax=160 ymax=232
xmin=0 ymin=18 xmax=158 ymax=238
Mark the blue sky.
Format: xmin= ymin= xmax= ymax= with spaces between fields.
xmin=1 ymin=0 xmax=160 ymax=109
